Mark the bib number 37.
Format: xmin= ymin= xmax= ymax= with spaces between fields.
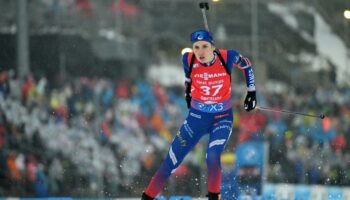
xmin=200 ymin=84 xmax=223 ymax=96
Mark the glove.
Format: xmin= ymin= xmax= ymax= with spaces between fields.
xmin=185 ymin=82 xmax=191 ymax=109
xmin=244 ymin=91 xmax=256 ymax=112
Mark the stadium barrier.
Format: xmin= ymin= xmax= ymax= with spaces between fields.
xmin=2 ymin=184 xmax=350 ymax=200
xmin=262 ymin=183 xmax=350 ymax=200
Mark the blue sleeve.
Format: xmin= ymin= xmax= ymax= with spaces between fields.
xmin=243 ymin=67 xmax=256 ymax=91
xmin=182 ymin=52 xmax=191 ymax=82
xmin=226 ymin=50 xmax=241 ymax=74
xmin=227 ymin=50 xmax=256 ymax=91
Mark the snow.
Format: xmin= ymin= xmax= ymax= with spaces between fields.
xmin=314 ymin=13 xmax=349 ymax=85
xmin=268 ymin=2 xmax=350 ymax=86
xmin=267 ymin=3 xmax=314 ymax=43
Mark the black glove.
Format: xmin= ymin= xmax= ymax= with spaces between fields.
xmin=244 ymin=91 xmax=256 ymax=112
xmin=185 ymin=82 xmax=191 ymax=109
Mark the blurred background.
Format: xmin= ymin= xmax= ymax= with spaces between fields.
xmin=0 ymin=0 xmax=349 ymax=199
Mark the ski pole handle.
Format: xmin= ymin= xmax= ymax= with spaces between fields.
xmin=199 ymin=2 xmax=210 ymax=31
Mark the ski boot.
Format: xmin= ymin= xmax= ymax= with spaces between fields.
xmin=141 ymin=192 xmax=154 ymax=200
xmin=206 ymin=192 xmax=221 ymax=200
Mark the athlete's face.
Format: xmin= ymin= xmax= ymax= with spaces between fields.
xmin=192 ymin=41 xmax=215 ymax=64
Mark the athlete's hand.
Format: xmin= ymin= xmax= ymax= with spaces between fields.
xmin=185 ymin=82 xmax=191 ymax=109
xmin=244 ymin=91 xmax=256 ymax=112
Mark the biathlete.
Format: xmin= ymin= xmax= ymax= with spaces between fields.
xmin=141 ymin=30 xmax=257 ymax=200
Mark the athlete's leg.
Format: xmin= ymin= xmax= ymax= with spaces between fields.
xmin=144 ymin=110 xmax=209 ymax=198
xmin=206 ymin=111 xmax=233 ymax=194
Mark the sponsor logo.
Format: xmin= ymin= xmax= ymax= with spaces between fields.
xmin=210 ymin=103 xmax=224 ymax=112
xmin=194 ymin=102 xmax=225 ymax=112
xmin=214 ymin=113 xmax=230 ymax=119
xmin=176 ymin=131 xmax=187 ymax=147
xmin=184 ymin=123 xmax=194 ymax=138
xmin=212 ymin=125 xmax=232 ymax=133
xmin=245 ymin=148 xmax=256 ymax=160
xmin=194 ymin=72 xmax=227 ymax=81
xmin=190 ymin=112 xmax=202 ymax=119
xmin=248 ymin=68 xmax=255 ymax=88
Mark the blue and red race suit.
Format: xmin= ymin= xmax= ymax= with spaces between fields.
xmin=145 ymin=49 xmax=256 ymax=197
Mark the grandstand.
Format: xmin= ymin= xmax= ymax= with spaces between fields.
xmin=0 ymin=0 xmax=349 ymax=199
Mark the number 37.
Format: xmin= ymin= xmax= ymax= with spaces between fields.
xmin=200 ymin=84 xmax=223 ymax=96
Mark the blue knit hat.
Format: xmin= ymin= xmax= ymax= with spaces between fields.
xmin=190 ymin=30 xmax=214 ymax=44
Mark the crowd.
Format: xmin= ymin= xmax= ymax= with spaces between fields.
xmin=0 ymin=69 xmax=349 ymax=197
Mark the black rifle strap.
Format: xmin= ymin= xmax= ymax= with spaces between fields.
xmin=189 ymin=53 xmax=196 ymax=76
xmin=214 ymin=49 xmax=231 ymax=77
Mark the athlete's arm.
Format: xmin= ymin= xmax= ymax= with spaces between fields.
xmin=227 ymin=50 xmax=257 ymax=111
xmin=227 ymin=50 xmax=255 ymax=91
